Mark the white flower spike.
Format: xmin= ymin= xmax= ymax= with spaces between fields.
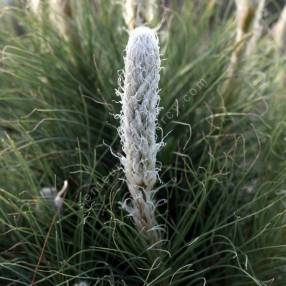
xmin=118 ymin=27 xmax=162 ymax=236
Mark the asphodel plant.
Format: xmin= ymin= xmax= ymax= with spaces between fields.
xmin=123 ymin=0 xmax=157 ymax=29
xmin=117 ymin=26 xmax=162 ymax=242
xmin=272 ymin=5 xmax=286 ymax=53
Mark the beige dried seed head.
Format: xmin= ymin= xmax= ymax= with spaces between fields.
xmin=235 ymin=0 xmax=259 ymax=35
xmin=49 ymin=0 xmax=73 ymax=40
xmin=124 ymin=0 xmax=157 ymax=29
xmin=272 ymin=6 xmax=286 ymax=51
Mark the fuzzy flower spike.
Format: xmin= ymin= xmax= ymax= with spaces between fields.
xmin=118 ymin=27 xmax=162 ymax=238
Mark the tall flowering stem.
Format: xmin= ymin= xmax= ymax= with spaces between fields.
xmin=232 ymin=0 xmax=265 ymax=67
xmin=221 ymin=0 xmax=265 ymax=101
xmin=49 ymin=0 xmax=73 ymax=41
xmin=272 ymin=5 xmax=286 ymax=53
xmin=27 ymin=0 xmax=42 ymax=18
xmin=28 ymin=0 xmax=75 ymax=43
xmin=118 ymin=27 xmax=162 ymax=240
xmin=246 ymin=0 xmax=265 ymax=55
xmin=124 ymin=0 xmax=157 ymax=30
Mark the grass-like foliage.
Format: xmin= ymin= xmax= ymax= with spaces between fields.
xmin=0 ymin=0 xmax=286 ymax=285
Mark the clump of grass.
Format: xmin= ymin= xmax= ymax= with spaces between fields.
xmin=0 ymin=0 xmax=286 ymax=285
